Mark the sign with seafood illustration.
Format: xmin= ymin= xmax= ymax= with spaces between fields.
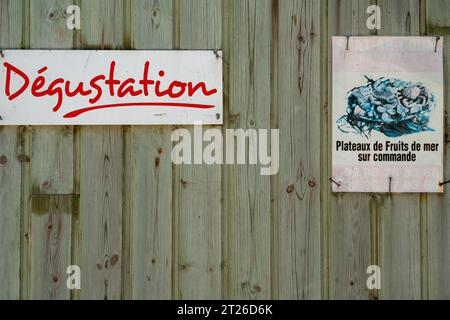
xmin=332 ymin=37 xmax=444 ymax=193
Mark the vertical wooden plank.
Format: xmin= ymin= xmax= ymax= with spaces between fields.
xmin=27 ymin=0 xmax=74 ymax=300
xmin=0 ymin=0 xmax=23 ymax=300
xmin=275 ymin=0 xmax=321 ymax=299
xmin=327 ymin=0 xmax=374 ymax=300
xmin=79 ymin=127 xmax=123 ymax=299
xmin=377 ymin=0 xmax=422 ymax=300
xmin=0 ymin=127 xmax=21 ymax=300
xmin=175 ymin=0 xmax=222 ymax=299
xmin=224 ymin=0 xmax=271 ymax=299
xmin=426 ymin=0 xmax=450 ymax=300
xmin=30 ymin=195 xmax=73 ymax=299
xmin=79 ymin=0 xmax=123 ymax=299
xmin=30 ymin=0 xmax=74 ymax=195
xmin=31 ymin=126 xmax=73 ymax=195
xmin=129 ymin=0 xmax=174 ymax=300
xmin=226 ymin=0 xmax=272 ymax=300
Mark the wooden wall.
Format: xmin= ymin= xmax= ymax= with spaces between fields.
xmin=0 ymin=0 xmax=448 ymax=300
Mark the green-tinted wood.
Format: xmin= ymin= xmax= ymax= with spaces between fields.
xmin=30 ymin=0 xmax=74 ymax=195
xmin=0 ymin=127 xmax=21 ymax=300
xmin=31 ymin=126 xmax=74 ymax=194
xmin=175 ymin=0 xmax=222 ymax=299
xmin=426 ymin=0 xmax=450 ymax=300
xmin=427 ymin=0 xmax=450 ymax=28
xmin=79 ymin=127 xmax=123 ymax=299
xmin=30 ymin=195 xmax=73 ymax=299
xmin=224 ymin=0 xmax=271 ymax=299
xmin=79 ymin=0 xmax=124 ymax=299
xmin=28 ymin=0 xmax=74 ymax=300
xmin=80 ymin=0 xmax=124 ymax=48
xmin=130 ymin=128 xmax=173 ymax=299
xmin=327 ymin=0 xmax=374 ymax=300
xmin=276 ymin=0 xmax=321 ymax=299
xmin=129 ymin=0 xmax=173 ymax=300
xmin=377 ymin=0 xmax=422 ymax=300
xmin=0 ymin=0 xmax=23 ymax=300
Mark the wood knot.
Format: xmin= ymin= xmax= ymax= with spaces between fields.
xmin=109 ymin=253 xmax=119 ymax=267
xmin=286 ymin=184 xmax=294 ymax=193
xmin=157 ymin=147 xmax=163 ymax=154
xmin=17 ymin=154 xmax=30 ymax=163
xmin=0 ymin=155 xmax=7 ymax=165
xmin=96 ymin=262 xmax=103 ymax=270
xmin=151 ymin=257 xmax=156 ymax=264
xmin=152 ymin=9 xmax=160 ymax=18
xmin=253 ymin=284 xmax=262 ymax=293
xmin=52 ymin=275 xmax=59 ymax=283
xmin=47 ymin=10 xmax=60 ymax=21
xmin=155 ymin=157 xmax=160 ymax=168
xmin=298 ymin=34 xmax=305 ymax=43
xmin=308 ymin=179 xmax=316 ymax=188
xmin=350 ymin=281 xmax=354 ymax=286
xmin=42 ymin=180 xmax=52 ymax=188
xmin=180 ymin=179 xmax=187 ymax=188
xmin=179 ymin=264 xmax=189 ymax=271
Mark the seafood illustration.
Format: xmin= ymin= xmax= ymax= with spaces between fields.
xmin=337 ymin=76 xmax=436 ymax=138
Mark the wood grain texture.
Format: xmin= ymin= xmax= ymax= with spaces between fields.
xmin=30 ymin=0 xmax=74 ymax=195
xmin=0 ymin=0 xmax=23 ymax=300
xmin=175 ymin=0 xmax=222 ymax=299
xmin=426 ymin=0 xmax=450 ymax=300
xmin=376 ymin=0 xmax=422 ymax=300
xmin=27 ymin=0 xmax=75 ymax=300
xmin=78 ymin=0 xmax=124 ymax=299
xmin=79 ymin=127 xmax=123 ymax=299
xmin=128 ymin=0 xmax=174 ymax=300
xmin=327 ymin=0 xmax=374 ymax=300
xmin=0 ymin=126 xmax=21 ymax=299
xmin=224 ymin=0 xmax=271 ymax=300
xmin=30 ymin=195 xmax=73 ymax=299
xmin=275 ymin=0 xmax=321 ymax=299
xmin=1 ymin=0 xmax=450 ymax=301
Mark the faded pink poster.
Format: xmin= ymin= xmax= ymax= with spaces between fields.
xmin=332 ymin=37 xmax=444 ymax=193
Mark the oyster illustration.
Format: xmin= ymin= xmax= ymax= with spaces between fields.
xmin=337 ymin=76 xmax=436 ymax=138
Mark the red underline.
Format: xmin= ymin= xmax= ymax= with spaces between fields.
xmin=63 ymin=102 xmax=215 ymax=118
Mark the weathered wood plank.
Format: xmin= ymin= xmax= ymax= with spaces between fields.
xmin=175 ymin=0 xmax=222 ymax=299
xmin=377 ymin=0 xmax=422 ymax=300
xmin=327 ymin=0 xmax=374 ymax=300
xmin=426 ymin=0 xmax=450 ymax=300
xmin=128 ymin=0 xmax=174 ymax=300
xmin=30 ymin=0 xmax=74 ymax=195
xmin=131 ymin=128 xmax=173 ymax=299
xmin=79 ymin=127 xmax=123 ymax=299
xmin=0 ymin=126 xmax=22 ymax=300
xmin=275 ymin=0 xmax=321 ymax=299
xmin=427 ymin=0 xmax=450 ymax=28
xmin=30 ymin=195 xmax=73 ymax=299
xmin=223 ymin=0 xmax=271 ymax=300
xmin=79 ymin=0 xmax=123 ymax=299
xmin=0 ymin=0 xmax=23 ymax=300
xmin=27 ymin=0 xmax=74 ymax=299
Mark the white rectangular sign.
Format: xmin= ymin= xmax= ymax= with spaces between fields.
xmin=0 ymin=50 xmax=223 ymax=125
xmin=332 ymin=36 xmax=444 ymax=193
